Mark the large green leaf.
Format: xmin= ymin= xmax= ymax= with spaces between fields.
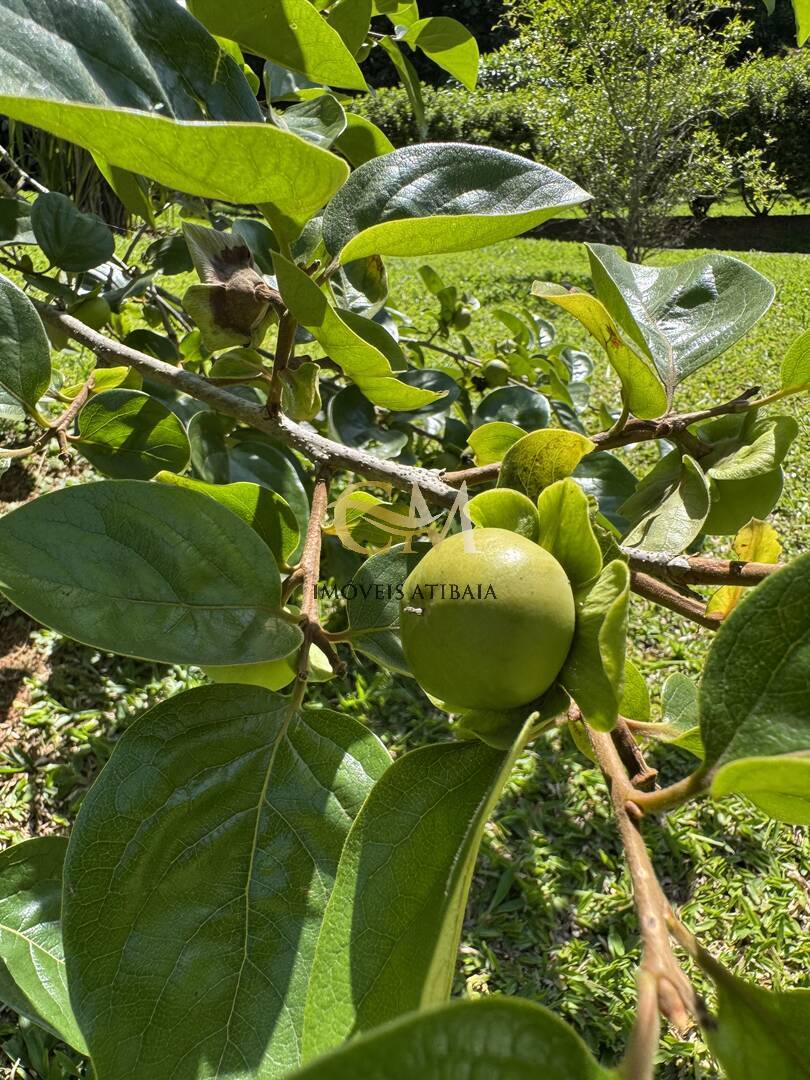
xmin=0 ymin=838 xmax=87 ymax=1053
xmin=498 ymin=429 xmax=595 ymax=502
xmin=0 ymin=197 xmax=34 ymax=247
xmin=476 ymin=385 xmax=550 ymax=431
xmin=403 ymin=17 xmax=480 ymax=90
xmin=0 ymin=99 xmax=349 ymax=226
xmin=697 ymin=948 xmax=810 ymax=1079
xmin=467 ymin=488 xmax=540 ymax=541
xmin=560 ymin=560 xmax=630 ymax=732
xmin=536 ymin=478 xmax=603 ymax=595
xmin=0 ymin=0 xmax=260 ymax=122
xmin=328 ymin=384 xmax=409 ymax=459
xmin=155 ymin=472 xmax=300 ymax=567
xmin=0 ymin=274 xmax=50 ymax=413
xmin=273 ymin=253 xmax=442 ymax=410
xmin=700 ymin=554 xmax=810 ymax=822
xmin=0 ymin=480 xmax=301 ymax=666
xmin=700 ymin=554 xmax=810 ymax=768
xmin=63 ymin=685 xmax=390 ymax=1080
xmin=781 ymin=327 xmax=810 ymax=392
xmin=209 ymin=440 xmax=310 ymax=562
xmin=303 ymin=723 xmax=533 ymax=1058
xmin=333 ymin=114 xmax=395 ymax=167
xmin=622 ymin=455 xmax=710 ymax=554
xmin=467 ymin=421 xmax=526 ymax=465
xmin=31 ymin=192 xmax=114 ymax=273
xmin=298 ymin=999 xmax=611 ymax=1079
xmin=76 ymin=389 xmax=191 ymax=480
xmin=189 ymin=0 xmax=367 ymax=91
xmin=345 ymin=544 xmax=423 ymax=673
xmin=532 ymin=281 xmax=666 ymax=420
xmin=323 ymin=144 xmax=590 ymax=263
xmin=573 ymin=452 xmax=637 ymax=532
xmin=587 ymin=245 xmax=775 ymax=397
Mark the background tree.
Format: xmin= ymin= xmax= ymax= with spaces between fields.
xmin=504 ymin=0 xmax=779 ymax=259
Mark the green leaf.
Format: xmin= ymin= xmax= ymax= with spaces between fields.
xmin=0 ymin=274 xmax=50 ymax=413
xmin=712 ymin=756 xmax=810 ymax=825
xmin=0 ymin=197 xmax=35 ymax=247
xmin=532 ymin=281 xmax=666 ymax=421
xmin=323 ymin=145 xmax=590 ymax=263
xmin=696 ymin=948 xmax=810 ymax=1079
xmin=327 ymin=0 xmax=373 ymax=55
xmin=334 ymin=114 xmax=395 ymax=167
xmin=0 ymin=109 xmax=347 ymax=236
xmin=476 ymin=385 xmax=550 ymax=431
xmin=403 ymin=17 xmax=480 ymax=90
xmin=299 ymin=999 xmax=610 ymax=1080
xmin=467 ymin=488 xmax=540 ymax=541
xmin=623 ymin=455 xmax=710 ymax=554
xmin=379 ymin=37 xmax=427 ymax=140
xmin=188 ymin=0 xmax=368 ymax=90
xmin=277 ymin=94 xmax=347 ymax=150
xmin=281 ymin=360 xmax=323 ymax=422
xmin=63 ymin=685 xmax=390 ymax=1080
xmin=536 ymin=479 xmax=602 ymax=594
xmin=204 ymin=441 xmax=310 ymax=562
xmin=467 ymin=421 xmax=526 ymax=466
xmin=707 ymin=415 xmax=798 ymax=482
xmin=76 ymin=390 xmax=190 ymax=480
xmin=273 ymin=252 xmax=442 ymax=410
xmin=499 ymin=430 xmax=595 ymax=502
xmin=620 ymin=659 xmax=650 ymax=722
xmin=658 ymin=672 xmax=704 ymax=758
xmin=93 ymin=156 xmax=155 ymax=226
xmin=560 ymin=560 xmax=630 ymax=732
xmin=573 ymin=452 xmax=637 ymax=532
xmin=0 ymin=838 xmax=87 ymax=1053
xmin=794 ymin=0 xmax=810 ymax=44
xmin=781 ymin=330 xmax=810 ymax=395
xmin=345 ymin=544 xmax=423 ymax=672
xmin=155 ymin=472 xmax=300 ymax=567
xmin=700 ymin=554 xmax=810 ymax=820
xmin=0 ymin=0 xmax=260 ymax=122
xmin=0 ymin=480 xmax=301 ymax=666
xmin=328 ymin=384 xmax=409 ymax=459
xmin=31 ymin=192 xmax=114 ymax=273
xmin=587 ymin=245 xmax=775 ymax=397
xmin=303 ymin=722 xmax=534 ymax=1058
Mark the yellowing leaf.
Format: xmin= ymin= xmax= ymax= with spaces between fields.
xmin=707 ymin=519 xmax=782 ymax=617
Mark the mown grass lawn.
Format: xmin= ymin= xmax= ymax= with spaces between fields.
xmin=1 ymin=235 xmax=808 ymax=1079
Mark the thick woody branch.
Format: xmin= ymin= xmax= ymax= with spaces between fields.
xmin=623 ymin=549 xmax=779 ymax=587
xmin=630 ymin=571 xmax=723 ymax=630
xmin=39 ymin=307 xmax=460 ymax=508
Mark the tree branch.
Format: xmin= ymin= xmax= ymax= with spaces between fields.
xmin=587 ymin=724 xmax=698 ymax=1044
xmin=630 ymin=571 xmax=723 ymax=630
xmin=623 ymin=549 xmax=779 ymax=587
xmin=38 ymin=306 xmax=461 ymax=508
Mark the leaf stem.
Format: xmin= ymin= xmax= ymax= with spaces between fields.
xmin=630 ymin=768 xmax=711 ymax=815
xmin=266 ymin=311 xmax=297 ymax=419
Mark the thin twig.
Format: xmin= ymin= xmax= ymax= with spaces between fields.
xmin=612 ymin=718 xmax=658 ymax=790
xmin=266 ymin=312 xmax=297 ymax=418
xmin=630 ymin=571 xmax=723 ymax=630
xmin=630 ymin=769 xmax=711 ymax=815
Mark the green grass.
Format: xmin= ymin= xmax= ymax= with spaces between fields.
xmin=1 ymin=234 xmax=809 ymax=1079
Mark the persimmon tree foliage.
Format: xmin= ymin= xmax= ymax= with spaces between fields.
xmin=0 ymin=2 xmax=808 ymax=1078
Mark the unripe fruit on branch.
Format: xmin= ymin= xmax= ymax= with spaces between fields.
xmin=400 ymin=528 xmax=575 ymax=711
xmin=71 ymin=296 xmax=112 ymax=330
xmin=483 ymin=359 xmax=510 ymax=387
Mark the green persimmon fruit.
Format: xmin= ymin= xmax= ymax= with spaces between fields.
xmin=452 ymin=306 xmax=472 ymax=330
xmin=483 ymin=359 xmax=510 ymax=388
xmin=703 ymin=468 xmax=783 ymax=535
xmin=400 ymin=528 xmax=576 ymax=710
xmin=72 ymin=296 xmax=112 ymax=330
xmin=203 ymin=617 xmax=333 ymax=691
